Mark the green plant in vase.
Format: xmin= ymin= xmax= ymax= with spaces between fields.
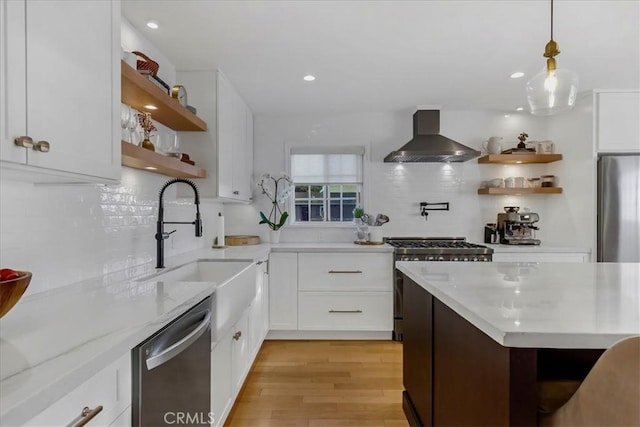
xmin=257 ymin=174 xmax=293 ymax=241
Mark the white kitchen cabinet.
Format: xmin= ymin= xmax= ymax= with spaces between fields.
xmin=493 ymin=252 xmax=590 ymax=263
xmin=175 ymin=69 xmax=254 ymax=201
xmin=248 ymin=259 xmax=269 ymax=357
xmin=298 ymin=252 xmax=393 ymax=291
xmin=210 ymin=260 xmax=268 ymax=427
xmin=0 ymin=0 xmax=120 ymax=183
xmin=231 ymin=310 xmax=250 ymax=391
xmin=299 ymin=292 xmax=393 ymax=331
xmin=210 ymin=327 xmax=232 ymax=427
xmin=595 ymin=91 xmax=640 ymax=153
xmin=268 ymin=252 xmax=299 ymax=330
xmin=217 ymin=70 xmax=254 ymax=202
xmin=24 ymin=353 xmax=131 ymax=426
xmin=269 ymin=250 xmax=394 ymax=335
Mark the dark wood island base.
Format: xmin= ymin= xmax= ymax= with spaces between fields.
xmin=402 ymin=275 xmax=602 ymax=427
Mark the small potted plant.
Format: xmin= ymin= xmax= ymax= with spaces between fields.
xmin=257 ymin=173 xmax=293 ymax=243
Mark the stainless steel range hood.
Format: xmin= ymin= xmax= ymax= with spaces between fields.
xmin=384 ymin=110 xmax=480 ymax=162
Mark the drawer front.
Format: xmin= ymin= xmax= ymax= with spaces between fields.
xmin=26 ymin=353 xmax=131 ymax=427
xmin=299 ymin=292 xmax=392 ymax=331
xmin=299 ymin=252 xmax=393 ymax=291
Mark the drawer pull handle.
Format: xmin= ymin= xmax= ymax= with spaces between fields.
xmin=328 ymin=270 xmax=363 ymax=274
xmin=72 ymin=405 xmax=103 ymax=426
xmin=233 ymin=331 xmax=242 ymax=340
xmin=328 ymin=310 xmax=363 ymax=314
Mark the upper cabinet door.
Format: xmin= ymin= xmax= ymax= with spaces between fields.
xmin=0 ymin=0 xmax=27 ymax=164
xmin=217 ymin=71 xmax=235 ymax=199
xmin=596 ymin=91 xmax=640 ymax=153
xmin=1 ymin=0 xmax=120 ymax=182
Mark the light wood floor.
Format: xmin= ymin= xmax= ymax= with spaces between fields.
xmin=225 ymin=340 xmax=408 ymax=427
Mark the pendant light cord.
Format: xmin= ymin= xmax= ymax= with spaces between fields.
xmin=550 ymin=0 xmax=554 ymax=40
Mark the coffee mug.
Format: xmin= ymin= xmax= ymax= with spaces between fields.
xmin=483 ymin=136 xmax=503 ymax=154
xmin=536 ymin=140 xmax=554 ymax=154
xmin=368 ymin=226 xmax=384 ymax=243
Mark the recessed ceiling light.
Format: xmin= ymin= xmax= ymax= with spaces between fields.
xmin=146 ymin=20 xmax=159 ymax=30
xmin=303 ymin=75 xmax=316 ymax=82
xmin=144 ymin=104 xmax=158 ymax=110
xmin=516 ymin=107 xmax=524 ymax=111
xmin=504 ymin=114 xmax=510 ymax=118
xmin=510 ymin=72 xmax=525 ymax=79
xmin=144 ymin=166 xmax=157 ymax=170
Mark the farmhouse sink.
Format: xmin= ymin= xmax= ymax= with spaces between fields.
xmin=139 ymin=259 xmax=256 ymax=341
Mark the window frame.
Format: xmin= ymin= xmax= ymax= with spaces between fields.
xmin=285 ymin=144 xmax=368 ymax=228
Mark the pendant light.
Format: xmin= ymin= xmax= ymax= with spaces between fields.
xmin=526 ymin=0 xmax=579 ymax=116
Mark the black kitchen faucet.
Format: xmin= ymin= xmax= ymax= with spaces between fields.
xmin=156 ymin=178 xmax=202 ymax=268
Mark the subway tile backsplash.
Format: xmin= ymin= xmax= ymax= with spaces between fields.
xmin=0 ymin=168 xmax=222 ymax=296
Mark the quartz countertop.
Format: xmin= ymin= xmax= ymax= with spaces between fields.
xmin=0 ymin=244 xmax=270 ymax=426
xmin=396 ymin=261 xmax=639 ymax=349
xmin=487 ymin=244 xmax=591 ymax=253
xmin=270 ymin=242 xmax=393 ymax=252
xmin=0 ymin=241 xmax=394 ymax=425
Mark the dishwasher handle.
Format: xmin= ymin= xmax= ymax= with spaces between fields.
xmin=146 ymin=310 xmax=212 ymax=370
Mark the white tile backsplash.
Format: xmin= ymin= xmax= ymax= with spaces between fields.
xmin=0 ymin=168 xmax=222 ymax=296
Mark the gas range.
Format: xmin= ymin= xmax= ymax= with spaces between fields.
xmin=385 ymin=237 xmax=493 ymax=262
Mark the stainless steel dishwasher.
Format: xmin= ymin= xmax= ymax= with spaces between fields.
xmin=133 ymin=296 xmax=212 ymax=426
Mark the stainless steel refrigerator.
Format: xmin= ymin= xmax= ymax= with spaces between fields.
xmin=597 ymin=154 xmax=640 ymax=262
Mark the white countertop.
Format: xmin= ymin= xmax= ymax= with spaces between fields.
xmin=270 ymin=242 xmax=394 ymax=252
xmin=396 ymin=261 xmax=639 ymax=349
xmin=0 ymin=241 xmax=393 ymax=425
xmin=0 ymin=244 xmax=270 ymax=426
xmin=487 ymin=244 xmax=591 ymax=253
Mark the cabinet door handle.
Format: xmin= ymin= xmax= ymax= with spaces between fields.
xmin=72 ymin=405 xmax=103 ymax=427
xmin=328 ymin=310 xmax=363 ymax=314
xmin=14 ymin=136 xmax=34 ymax=149
xmin=328 ymin=270 xmax=363 ymax=274
xmin=33 ymin=140 xmax=50 ymax=152
xmin=233 ymin=331 xmax=242 ymax=340
xmin=233 ymin=190 xmax=239 ymax=195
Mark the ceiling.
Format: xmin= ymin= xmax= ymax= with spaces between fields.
xmin=122 ymin=0 xmax=640 ymax=114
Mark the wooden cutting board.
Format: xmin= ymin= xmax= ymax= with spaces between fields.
xmin=225 ymin=235 xmax=261 ymax=246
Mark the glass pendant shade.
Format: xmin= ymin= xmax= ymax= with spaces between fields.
xmin=526 ymin=66 xmax=579 ymax=115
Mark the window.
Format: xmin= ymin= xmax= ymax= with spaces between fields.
xmin=289 ymin=146 xmax=364 ymax=224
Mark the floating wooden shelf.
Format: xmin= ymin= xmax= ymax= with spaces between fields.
xmin=121 ymin=141 xmax=207 ymax=179
xmin=478 ymin=154 xmax=563 ymax=164
xmin=121 ymin=61 xmax=207 ymax=131
xmin=477 ymin=187 xmax=563 ymax=195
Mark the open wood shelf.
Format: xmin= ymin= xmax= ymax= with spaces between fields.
xmin=477 ymin=187 xmax=563 ymax=195
xmin=478 ymin=154 xmax=563 ymax=164
xmin=121 ymin=141 xmax=207 ymax=178
xmin=121 ymin=61 xmax=207 ymax=131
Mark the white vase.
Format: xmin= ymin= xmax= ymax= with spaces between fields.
xmin=269 ymin=229 xmax=281 ymax=244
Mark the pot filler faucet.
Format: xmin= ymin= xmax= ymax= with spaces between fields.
xmin=156 ymin=178 xmax=202 ymax=268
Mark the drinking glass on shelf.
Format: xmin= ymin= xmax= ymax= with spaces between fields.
xmin=127 ymin=107 xmax=139 ymax=144
xmin=120 ymin=104 xmax=130 ymax=142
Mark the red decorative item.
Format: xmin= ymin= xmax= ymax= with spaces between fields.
xmin=132 ymin=51 xmax=159 ymax=77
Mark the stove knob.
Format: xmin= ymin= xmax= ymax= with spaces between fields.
xmin=483 ymin=257 xmax=490 ymax=262
xmin=452 ymin=257 xmax=459 ymax=261
xmin=462 ymin=257 xmax=469 ymax=261
xmin=427 ymin=256 xmax=435 ymax=261
xmin=412 ymin=256 xmax=420 ymax=261
xmin=437 ymin=256 xmax=445 ymax=261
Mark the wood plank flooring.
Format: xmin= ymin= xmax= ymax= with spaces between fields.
xmin=225 ymin=340 xmax=408 ymax=427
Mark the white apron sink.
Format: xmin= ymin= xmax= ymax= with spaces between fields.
xmin=138 ymin=260 xmax=256 ymax=341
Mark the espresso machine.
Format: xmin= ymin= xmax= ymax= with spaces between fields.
xmin=497 ymin=207 xmax=541 ymax=245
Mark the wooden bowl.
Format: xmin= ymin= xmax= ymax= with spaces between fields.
xmin=0 ymin=271 xmax=31 ymax=318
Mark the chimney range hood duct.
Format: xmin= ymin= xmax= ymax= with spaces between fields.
xmin=384 ymin=110 xmax=480 ymax=163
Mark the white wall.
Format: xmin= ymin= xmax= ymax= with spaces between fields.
xmin=0 ymin=169 xmax=222 ymax=296
xmin=225 ymin=109 xmax=588 ymax=245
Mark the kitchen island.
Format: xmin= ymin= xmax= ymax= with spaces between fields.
xmin=396 ymin=261 xmax=639 ymax=427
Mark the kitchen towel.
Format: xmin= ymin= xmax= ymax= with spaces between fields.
xmin=214 ymin=212 xmax=225 ymax=246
